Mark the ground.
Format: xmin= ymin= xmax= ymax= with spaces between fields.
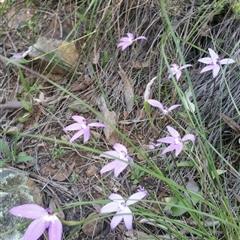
xmin=1 ymin=0 xmax=240 ymax=239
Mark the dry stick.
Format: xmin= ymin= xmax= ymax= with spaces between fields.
xmin=0 ymin=101 xmax=23 ymax=110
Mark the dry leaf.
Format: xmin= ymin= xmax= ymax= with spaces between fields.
xmin=53 ymin=161 xmax=75 ymax=181
xmin=86 ymin=164 xmax=97 ymax=177
xmin=97 ymin=95 xmax=119 ymax=144
xmin=49 ymin=199 xmax=65 ymax=219
xmin=220 ymin=113 xmax=240 ymax=134
xmin=118 ymin=64 xmax=134 ymax=114
xmin=132 ymin=59 xmax=150 ymax=69
xmin=143 ymin=76 xmax=157 ymax=101
xmin=69 ymin=75 xmax=94 ymax=92
xmin=92 ymin=43 xmax=100 ymax=64
xmin=185 ymin=179 xmax=199 ymax=193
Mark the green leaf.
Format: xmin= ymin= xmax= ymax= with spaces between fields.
xmin=17 ymin=152 xmax=34 ymax=163
xmin=0 ymin=160 xmax=9 ymax=167
xmin=102 ymin=51 xmax=109 ymax=67
xmin=170 ymin=198 xmax=193 ymax=216
xmin=144 ymin=101 xmax=154 ymax=128
xmin=0 ymin=139 xmax=13 ymax=159
xmin=19 ymin=68 xmax=30 ymax=92
xmin=165 ymin=192 xmax=203 ymax=217
xmin=18 ymin=114 xmax=30 ymax=123
xmin=177 ymin=161 xmax=195 ymax=167
xmin=20 ymin=100 xmax=33 ymax=113
xmin=182 ymin=88 xmax=195 ymax=113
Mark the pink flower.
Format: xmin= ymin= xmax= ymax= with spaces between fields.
xmin=100 ymin=143 xmax=133 ymax=178
xmin=168 ymin=63 xmax=192 ymax=81
xmin=12 ymin=47 xmax=32 ymax=60
xmin=147 ymin=99 xmax=181 ymax=115
xmin=100 ymin=191 xmax=147 ymax=230
xmin=198 ymin=48 xmax=235 ymax=78
xmin=9 ymin=204 xmax=62 ymax=240
xmin=63 ymin=115 xmax=105 ymax=143
xmin=117 ymin=32 xmax=147 ymax=51
xmin=148 ymin=141 xmax=162 ymax=149
xmin=157 ymin=126 xmax=195 ymax=157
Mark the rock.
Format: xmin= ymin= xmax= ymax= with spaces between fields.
xmin=0 ymin=168 xmax=43 ymax=240
xmin=28 ymin=36 xmax=79 ymax=74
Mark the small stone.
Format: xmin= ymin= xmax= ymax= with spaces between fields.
xmin=86 ymin=165 xmax=97 ymax=177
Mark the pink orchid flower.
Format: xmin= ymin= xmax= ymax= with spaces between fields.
xmin=9 ymin=204 xmax=62 ymax=240
xmin=100 ymin=191 xmax=147 ymax=230
xmin=148 ymin=141 xmax=162 ymax=149
xmin=100 ymin=143 xmax=133 ymax=178
xmin=168 ymin=63 xmax=192 ymax=81
xmin=147 ymin=99 xmax=181 ymax=115
xmin=198 ymin=48 xmax=235 ymax=78
xmin=63 ymin=115 xmax=105 ymax=143
xmin=117 ymin=32 xmax=147 ymax=51
xmin=157 ymin=126 xmax=195 ymax=157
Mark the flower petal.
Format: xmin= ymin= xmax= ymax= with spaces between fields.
xmin=126 ymin=33 xmax=134 ymax=39
xmin=117 ymin=42 xmax=131 ymax=50
xmin=147 ymin=99 xmax=164 ymax=111
xmin=100 ymin=150 xmax=119 ymax=159
xmin=110 ymin=213 xmax=123 ymax=230
xmin=198 ymin=57 xmax=213 ymax=64
xmin=157 ymin=136 xmax=174 ymax=144
xmin=167 ymin=126 xmax=180 ymax=138
xmin=9 ymin=204 xmax=46 ymax=219
xmin=23 ymin=218 xmax=46 ymax=240
xmin=69 ymin=129 xmax=84 ymax=142
xmin=212 ymin=64 xmax=220 ymax=78
xmin=161 ymin=144 xmax=177 ymax=155
xmin=127 ymin=192 xmax=147 ymax=206
xmin=119 ymin=37 xmax=132 ymax=42
xmin=109 ymin=193 xmax=125 ymax=203
xmin=83 ymin=128 xmax=90 ymax=143
xmin=108 ymin=193 xmax=125 ymax=204
xmin=72 ymin=115 xmax=85 ymax=123
xmin=114 ymin=161 xmax=128 ymax=177
xmin=134 ymin=36 xmax=147 ymax=41
xmin=100 ymin=202 xmax=119 ymax=213
xmin=182 ymin=134 xmax=195 ymax=143
xmin=174 ymin=143 xmax=184 ymax=157
xmin=123 ymin=207 xmax=133 ymax=230
xmin=100 ymin=160 xmax=118 ymax=175
xmin=48 ymin=216 xmax=62 ymax=240
xmin=208 ymin=48 xmax=219 ymax=61
xmin=168 ymin=104 xmax=181 ymax=112
xmin=179 ymin=64 xmax=192 ymax=70
xmin=63 ymin=123 xmax=82 ymax=131
xmin=219 ymin=58 xmax=235 ymax=65
xmin=175 ymin=71 xmax=182 ymax=80
xmin=113 ymin=143 xmax=128 ymax=154
xmin=200 ymin=65 xmax=214 ymax=73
